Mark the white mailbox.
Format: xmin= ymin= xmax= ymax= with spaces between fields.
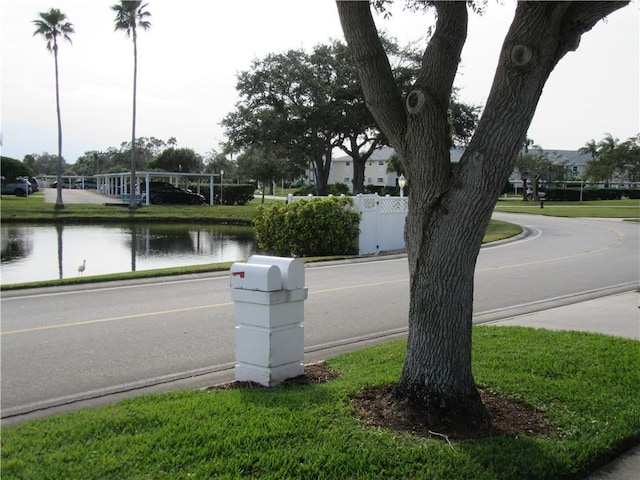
xmin=230 ymin=255 xmax=308 ymax=387
xmin=247 ymin=255 xmax=305 ymax=290
xmin=230 ymin=263 xmax=281 ymax=292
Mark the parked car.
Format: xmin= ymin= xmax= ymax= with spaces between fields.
xmin=50 ymin=180 xmax=77 ymax=189
xmin=75 ymin=179 xmax=98 ymax=189
xmin=526 ymin=187 xmax=546 ymax=201
xmin=143 ymin=182 xmax=206 ymax=205
xmin=1 ymin=178 xmax=31 ymax=196
xmin=28 ymin=177 xmax=40 ymax=193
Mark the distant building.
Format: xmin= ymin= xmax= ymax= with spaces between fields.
xmin=325 ymin=146 xmax=635 ymax=193
xmin=328 ymin=146 xmax=465 ymax=193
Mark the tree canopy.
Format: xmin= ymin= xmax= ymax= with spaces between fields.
xmin=148 ymin=147 xmax=204 ymax=173
xmin=1 ymin=156 xmax=35 ymax=181
xmin=582 ymin=133 xmax=640 ymax=184
xmin=515 ymin=145 xmax=571 ymax=200
xmin=32 ymin=8 xmax=74 ymax=53
xmin=223 ymin=38 xmax=480 ymax=194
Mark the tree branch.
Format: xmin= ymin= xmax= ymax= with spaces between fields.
xmin=415 ymin=2 xmax=468 ymax=106
xmin=554 ymin=1 xmax=629 ymax=63
xmin=336 ymin=1 xmax=406 ymax=147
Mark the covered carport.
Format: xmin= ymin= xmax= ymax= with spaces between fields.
xmin=96 ymin=171 xmax=219 ymax=206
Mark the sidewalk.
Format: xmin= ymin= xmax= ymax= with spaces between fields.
xmin=490 ymin=290 xmax=639 ymax=480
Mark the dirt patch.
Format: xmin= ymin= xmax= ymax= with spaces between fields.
xmin=206 ymin=362 xmax=342 ymax=390
xmin=352 ymin=384 xmax=552 ymax=440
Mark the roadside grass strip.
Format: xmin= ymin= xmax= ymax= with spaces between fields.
xmin=494 ymin=199 xmax=639 ymax=219
xmin=2 ymin=327 xmax=638 ymax=479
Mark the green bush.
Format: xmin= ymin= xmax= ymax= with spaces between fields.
xmin=326 ymin=182 xmax=350 ymax=195
xmin=293 ymin=184 xmax=315 ymax=196
xmin=209 ymin=184 xmax=255 ymax=205
xmin=253 ymin=196 xmax=361 ymax=256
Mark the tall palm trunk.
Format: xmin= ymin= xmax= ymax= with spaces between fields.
xmin=129 ymin=27 xmax=138 ymax=210
xmin=53 ymin=40 xmax=64 ymax=209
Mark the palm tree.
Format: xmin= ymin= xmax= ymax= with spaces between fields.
xmin=33 ymin=8 xmax=74 ymax=209
xmin=597 ymin=133 xmax=619 ymax=155
xmin=578 ymin=138 xmax=598 ymax=160
xmin=112 ymin=1 xmax=151 ymax=209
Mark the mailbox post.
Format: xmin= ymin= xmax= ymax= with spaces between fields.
xmin=230 ymin=255 xmax=308 ymax=386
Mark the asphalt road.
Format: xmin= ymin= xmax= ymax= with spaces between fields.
xmin=1 ymin=213 xmax=638 ymax=422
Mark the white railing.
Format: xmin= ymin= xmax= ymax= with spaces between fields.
xmin=287 ymin=193 xmax=408 ymax=255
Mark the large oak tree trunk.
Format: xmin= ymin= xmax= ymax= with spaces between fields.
xmin=338 ymin=0 xmax=628 ymax=428
xmin=399 ymin=188 xmax=492 ymax=425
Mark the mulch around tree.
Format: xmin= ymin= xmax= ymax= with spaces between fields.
xmin=209 ymin=362 xmax=553 ymax=441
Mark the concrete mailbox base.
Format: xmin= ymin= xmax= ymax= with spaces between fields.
xmin=230 ymin=255 xmax=307 ymax=387
xmin=235 ymin=324 xmax=304 ymax=386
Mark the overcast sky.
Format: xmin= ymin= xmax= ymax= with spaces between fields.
xmin=1 ymin=1 xmax=638 ymax=164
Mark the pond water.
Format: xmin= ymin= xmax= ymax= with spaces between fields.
xmin=1 ymin=223 xmax=259 ymax=285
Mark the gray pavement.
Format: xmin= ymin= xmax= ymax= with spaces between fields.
xmin=488 ymin=290 xmax=639 ymax=340
xmin=489 ymin=290 xmax=640 ymax=480
xmin=42 ymin=187 xmax=113 ymax=204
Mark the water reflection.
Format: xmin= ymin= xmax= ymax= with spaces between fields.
xmin=1 ymin=225 xmax=35 ymax=264
xmin=1 ymin=223 xmax=258 ymax=285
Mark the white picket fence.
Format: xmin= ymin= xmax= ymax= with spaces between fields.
xmin=287 ymin=194 xmax=408 ymax=255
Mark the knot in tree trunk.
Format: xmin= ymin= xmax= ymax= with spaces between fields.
xmin=510 ymin=44 xmax=534 ymax=66
xmin=406 ymin=89 xmax=426 ymax=115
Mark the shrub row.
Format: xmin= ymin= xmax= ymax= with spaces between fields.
xmin=253 ymin=196 xmax=360 ymax=257
xmin=200 ymin=184 xmax=255 ymax=205
xmin=293 ymin=183 xmax=409 ymax=197
xmin=293 ymin=183 xmax=351 ymax=196
xmin=544 ymin=187 xmax=635 ymax=201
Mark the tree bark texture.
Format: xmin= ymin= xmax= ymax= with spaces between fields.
xmin=337 ymin=0 xmax=628 ymax=426
xmin=341 ymin=136 xmax=380 ymax=194
xmin=311 ymin=147 xmax=333 ymax=195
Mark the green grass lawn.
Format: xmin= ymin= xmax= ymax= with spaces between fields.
xmin=2 ymin=327 xmax=638 ymax=479
xmin=494 ymin=198 xmax=639 ymax=218
xmin=0 ymin=193 xmax=279 ymax=224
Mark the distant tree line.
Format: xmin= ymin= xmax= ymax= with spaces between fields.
xmin=580 ymin=133 xmax=640 ymax=186
xmin=19 ymin=137 xmax=238 ymax=181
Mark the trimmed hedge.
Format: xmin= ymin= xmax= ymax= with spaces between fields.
xmin=253 ymin=196 xmax=361 ymax=256
xmin=545 ymin=187 xmax=626 ymax=201
xmin=293 ymin=183 xmax=351 ymax=196
xmin=205 ymin=184 xmax=255 ymax=205
xmin=627 ymin=189 xmax=640 ymax=199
